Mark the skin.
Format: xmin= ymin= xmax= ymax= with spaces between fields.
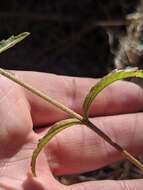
xmin=0 ymin=71 xmax=143 ymax=189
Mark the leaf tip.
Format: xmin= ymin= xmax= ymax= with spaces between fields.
xmin=18 ymin=32 xmax=30 ymax=39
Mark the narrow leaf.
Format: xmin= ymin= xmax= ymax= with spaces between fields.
xmin=31 ymin=118 xmax=82 ymax=176
xmin=0 ymin=32 xmax=30 ymax=54
xmin=83 ymin=69 xmax=143 ymax=117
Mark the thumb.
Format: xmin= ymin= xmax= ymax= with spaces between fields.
xmin=0 ymin=74 xmax=32 ymax=156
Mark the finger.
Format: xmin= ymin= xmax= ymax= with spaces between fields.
xmin=0 ymin=75 xmax=32 ymax=155
xmin=70 ymin=179 xmax=143 ymax=190
xmin=40 ymin=112 xmax=143 ymax=175
xmin=14 ymin=71 xmax=143 ymax=125
xmin=0 ymin=146 xmax=63 ymax=190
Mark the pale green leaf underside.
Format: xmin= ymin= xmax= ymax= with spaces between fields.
xmin=83 ymin=69 xmax=143 ymax=117
xmin=31 ymin=118 xmax=82 ymax=176
xmin=0 ymin=32 xmax=30 ymax=54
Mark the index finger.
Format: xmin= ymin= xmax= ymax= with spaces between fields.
xmin=15 ymin=71 xmax=143 ymax=125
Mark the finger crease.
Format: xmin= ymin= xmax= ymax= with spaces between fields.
xmin=118 ymin=181 xmax=131 ymax=190
xmin=70 ymin=77 xmax=78 ymax=111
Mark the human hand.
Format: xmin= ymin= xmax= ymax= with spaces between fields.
xmin=0 ymin=71 xmax=143 ymax=190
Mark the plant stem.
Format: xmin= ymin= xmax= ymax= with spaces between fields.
xmin=0 ymin=68 xmax=82 ymax=121
xmin=0 ymin=68 xmax=143 ymax=172
xmin=85 ymin=119 xmax=143 ymax=172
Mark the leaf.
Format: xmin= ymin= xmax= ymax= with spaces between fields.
xmin=31 ymin=118 xmax=82 ymax=176
xmin=0 ymin=32 xmax=30 ymax=54
xmin=83 ymin=68 xmax=143 ymax=118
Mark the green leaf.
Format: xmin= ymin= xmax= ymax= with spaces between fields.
xmin=83 ymin=69 xmax=143 ymax=118
xmin=31 ymin=118 xmax=82 ymax=176
xmin=0 ymin=32 xmax=30 ymax=54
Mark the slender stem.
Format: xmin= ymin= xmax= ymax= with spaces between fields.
xmin=85 ymin=119 xmax=143 ymax=172
xmin=0 ymin=68 xmax=143 ymax=172
xmin=0 ymin=68 xmax=82 ymax=121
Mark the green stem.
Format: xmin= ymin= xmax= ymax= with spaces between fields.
xmin=85 ymin=119 xmax=143 ymax=172
xmin=0 ymin=68 xmax=143 ymax=172
xmin=0 ymin=68 xmax=82 ymax=121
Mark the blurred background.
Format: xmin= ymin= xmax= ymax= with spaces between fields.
xmin=1 ymin=0 xmax=143 ymax=184
xmin=0 ymin=0 xmax=139 ymax=77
